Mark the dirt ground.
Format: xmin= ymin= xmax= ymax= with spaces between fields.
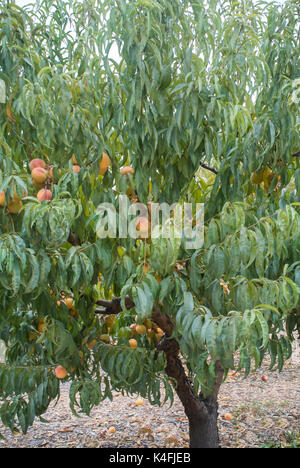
xmin=0 ymin=346 xmax=299 ymax=448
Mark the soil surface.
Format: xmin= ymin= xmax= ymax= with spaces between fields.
xmin=0 ymin=345 xmax=299 ymax=448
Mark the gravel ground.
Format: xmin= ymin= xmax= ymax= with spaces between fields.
xmin=0 ymin=346 xmax=299 ymax=448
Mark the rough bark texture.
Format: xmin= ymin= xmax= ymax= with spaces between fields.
xmin=96 ymin=297 xmax=224 ymax=448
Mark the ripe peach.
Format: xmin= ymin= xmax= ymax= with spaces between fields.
xmin=135 ymin=397 xmax=144 ymax=406
xmin=7 ymin=199 xmax=23 ymax=214
xmin=0 ymin=191 xmax=5 ymax=206
xmin=73 ymin=165 xmax=81 ymax=174
xmin=29 ymin=158 xmax=46 ymax=171
xmin=224 ymin=413 xmax=233 ymax=421
xmin=71 ymin=154 xmax=78 ymax=165
xmin=37 ymin=189 xmax=52 ymax=202
xmin=262 ymin=375 xmax=268 ymax=382
xmin=108 ymin=427 xmax=116 ymax=434
xmin=65 ymin=297 xmax=75 ymax=310
xmin=99 ymin=152 xmax=111 ymax=175
xmin=135 ymin=324 xmax=147 ymax=335
xmin=129 ymin=338 xmax=138 ymax=349
xmin=31 ymin=167 xmax=48 ymax=184
xmin=121 ymin=166 xmax=134 ymax=175
xmin=55 ymin=365 xmax=68 ymax=379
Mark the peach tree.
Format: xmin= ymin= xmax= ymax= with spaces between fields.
xmin=0 ymin=0 xmax=299 ymax=448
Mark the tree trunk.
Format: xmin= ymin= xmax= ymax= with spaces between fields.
xmin=156 ymin=335 xmax=224 ymax=448
xmin=188 ymin=396 xmax=220 ymax=448
xmin=97 ymin=300 xmax=224 ymax=449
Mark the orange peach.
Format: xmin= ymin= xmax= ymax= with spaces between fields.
xmin=0 ymin=191 xmax=5 ymax=206
xmin=29 ymin=158 xmax=46 ymax=171
xmin=73 ymin=165 xmax=81 ymax=174
xmin=121 ymin=166 xmax=134 ymax=175
xmin=31 ymin=167 xmax=48 ymax=184
xmin=99 ymin=152 xmax=111 ymax=175
xmin=37 ymin=189 xmax=52 ymax=202
xmin=55 ymin=366 xmax=68 ymax=379
xmin=129 ymin=338 xmax=138 ymax=349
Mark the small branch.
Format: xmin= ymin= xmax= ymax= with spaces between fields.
xmin=199 ymin=162 xmax=218 ymax=175
xmin=96 ymin=296 xmax=134 ymax=315
xmin=292 ymin=151 xmax=300 ymax=158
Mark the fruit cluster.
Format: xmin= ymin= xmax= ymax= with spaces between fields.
xmin=30 ymin=158 xmax=54 ymax=202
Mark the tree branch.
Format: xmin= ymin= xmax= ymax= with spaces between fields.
xmin=94 ymin=296 xmax=222 ymax=418
xmin=292 ymin=151 xmax=300 ymax=158
xmin=199 ymin=162 xmax=218 ymax=175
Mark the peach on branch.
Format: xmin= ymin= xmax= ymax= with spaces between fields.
xmin=37 ymin=189 xmax=52 ymax=202
xmin=99 ymin=152 xmax=111 ymax=175
xmin=121 ymin=166 xmax=134 ymax=175
xmin=55 ymin=366 xmax=68 ymax=379
xmin=73 ymin=165 xmax=81 ymax=174
xmin=29 ymin=158 xmax=46 ymax=171
xmin=65 ymin=297 xmax=75 ymax=310
xmin=135 ymin=324 xmax=147 ymax=335
xmin=71 ymin=154 xmax=78 ymax=165
xmin=31 ymin=167 xmax=48 ymax=184
xmin=0 ymin=191 xmax=5 ymax=206
xmin=7 ymin=199 xmax=23 ymax=214
xmin=129 ymin=338 xmax=138 ymax=349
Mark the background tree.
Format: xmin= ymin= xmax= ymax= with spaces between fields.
xmin=0 ymin=0 xmax=299 ymax=448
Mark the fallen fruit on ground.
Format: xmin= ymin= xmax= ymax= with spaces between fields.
xmin=224 ymin=413 xmax=233 ymax=421
xmin=108 ymin=427 xmax=116 ymax=434
xmin=55 ymin=366 xmax=68 ymax=379
xmin=136 ymin=397 xmax=144 ymax=406
xmin=262 ymin=375 xmax=268 ymax=382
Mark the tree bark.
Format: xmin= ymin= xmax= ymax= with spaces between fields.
xmin=188 ymin=395 xmax=220 ymax=448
